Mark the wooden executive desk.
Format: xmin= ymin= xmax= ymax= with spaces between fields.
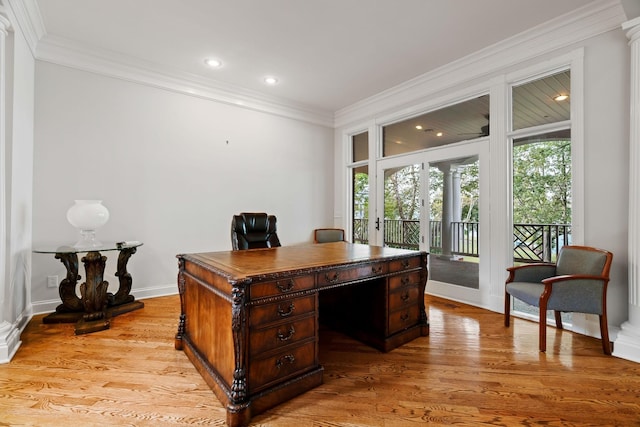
xmin=175 ymin=242 xmax=429 ymax=427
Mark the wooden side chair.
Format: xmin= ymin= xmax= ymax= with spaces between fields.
xmin=313 ymin=228 xmax=345 ymax=243
xmin=504 ymin=245 xmax=613 ymax=354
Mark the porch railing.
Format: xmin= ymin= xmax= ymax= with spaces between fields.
xmin=352 ymin=219 xmax=570 ymax=263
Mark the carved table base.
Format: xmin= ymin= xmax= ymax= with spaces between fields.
xmin=42 ymin=246 xmax=144 ymax=335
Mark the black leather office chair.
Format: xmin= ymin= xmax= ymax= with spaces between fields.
xmin=231 ymin=212 xmax=281 ymax=250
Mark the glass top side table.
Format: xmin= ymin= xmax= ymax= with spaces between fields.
xmin=33 ymin=241 xmax=144 ymax=335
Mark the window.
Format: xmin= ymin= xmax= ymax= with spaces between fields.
xmin=510 ymin=70 xmax=572 ymax=322
xmin=382 ymin=95 xmax=490 ymax=157
xmin=350 ymin=132 xmax=369 ymax=243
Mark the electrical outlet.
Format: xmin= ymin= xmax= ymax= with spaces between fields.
xmin=47 ymin=275 xmax=58 ymax=288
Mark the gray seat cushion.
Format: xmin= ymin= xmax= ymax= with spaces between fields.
xmin=506 ymin=282 xmax=544 ymax=307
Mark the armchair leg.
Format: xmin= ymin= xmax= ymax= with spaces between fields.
xmin=539 ymin=287 xmax=553 ymax=353
xmin=599 ymin=314 xmax=612 ymax=355
xmin=554 ymin=311 xmax=563 ymax=329
xmin=539 ymin=309 xmax=547 ymax=352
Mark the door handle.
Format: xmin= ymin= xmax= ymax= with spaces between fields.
xmin=375 ymin=218 xmax=380 ymax=230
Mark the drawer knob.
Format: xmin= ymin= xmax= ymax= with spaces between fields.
xmin=277 ymin=325 xmax=296 ymax=342
xmin=371 ymin=265 xmax=383 ymax=274
xmin=276 ymin=280 xmax=295 ymax=292
xmin=401 ymin=259 xmax=410 ymax=269
xmin=400 ymin=313 xmax=410 ymax=322
xmin=275 ymin=354 xmax=296 ymax=369
xmin=401 ymin=292 xmax=410 ymax=302
xmin=325 ymin=271 xmax=340 ymax=283
xmin=401 ymin=276 xmax=411 ymax=286
xmin=277 ymin=302 xmax=295 ymax=317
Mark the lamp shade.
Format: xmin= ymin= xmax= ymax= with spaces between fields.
xmin=66 ymin=200 xmax=109 ymax=247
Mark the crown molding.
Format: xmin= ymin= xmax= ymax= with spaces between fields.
xmin=35 ymin=34 xmax=334 ymax=127
xmin=334 ymin=0 xmax=627 ymax=128
xmin=9 ymin=0 xmax=335 ymax=127
xmin=5 ymin=0 xmax=44 ymax=55
xmin=14 ymin=0 xmax=628 ymax=130
xmin=0 ymin=13 xmax=10 ymax=34
xmin=623 ymin=15 xmax=640 ymax=41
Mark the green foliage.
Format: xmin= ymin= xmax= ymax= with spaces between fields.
xmin=513 ymin=141 xmax=571 ymax=224
xmin=429 ymin=167 xmax=443 ymax=221
xmin=353 ymin=171 xmax=369 ymax=219
xmin=353 ymin=140 xmax=570 ymax=226
xmin=384 ymin=164 xmax=421 ymax=220
xmin=382 ymin=161 xmax=480 ymax=222
xmin=459 ymin=162 xmax=479 ymax=222
xmin=429 ymin=161 xmax=479 ymax=222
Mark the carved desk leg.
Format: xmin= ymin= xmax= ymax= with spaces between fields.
xmin=175 ymin=258 xmax=186 ymax=350
xmin=107 ymin=246 xmax=145 ymax=316
xmin=419 ymin=253 xmax=430 ymax=336
xmin=75 ymin=251 xmax=110 ymax=335
xmin=42 ymin=252 xmax=84 ymax=324
xmin=227 ymin=283 xmax=251 ymax=427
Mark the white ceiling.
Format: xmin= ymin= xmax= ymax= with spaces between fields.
xmin=33 ymin=0 xmax=597 ymax=114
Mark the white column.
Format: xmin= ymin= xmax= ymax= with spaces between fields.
xmin=440 ymin=163 xmax=453 ymax=257
xmin=615 ymin=17 xmax=640 ymax=363
xmin=437 ymin=163 xmax=463 ymax=259
xmin=0 ymin=10 xmax=18 ymax=363
xmin=450 ymin=167 xmax=463 ymax=260
xmin=451 ymin=168 xmax=462 ymax=222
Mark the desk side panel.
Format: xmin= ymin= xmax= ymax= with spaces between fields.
xmin=183 ymin=263 xmax=235 ymax=390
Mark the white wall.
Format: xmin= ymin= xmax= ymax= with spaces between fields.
xmin=31 ymin=63 xmax=334 ymax=311
xmin=581 ymin=28 xmax=630 ymax=327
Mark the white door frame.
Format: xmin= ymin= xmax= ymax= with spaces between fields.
xmin=376 ymin=139 xmax=491 ymax=306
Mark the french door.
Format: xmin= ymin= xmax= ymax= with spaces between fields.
xmin=376 ymin=140 xmax=489 ymax=304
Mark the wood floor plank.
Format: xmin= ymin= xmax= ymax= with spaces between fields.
xmin=1 ymin=294 xmax=639 ymax=426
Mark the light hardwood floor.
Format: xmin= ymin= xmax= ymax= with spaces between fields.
xmin=1 ymin=294 xmax=639 ymax=426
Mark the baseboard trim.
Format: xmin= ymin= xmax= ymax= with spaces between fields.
xmin=31 ymin=284 xmax=178 ymax=315
xmin=0 ymin=305 xmax=33 ymax=363
xmin=613 ymin=320 xmax=640 ymax=363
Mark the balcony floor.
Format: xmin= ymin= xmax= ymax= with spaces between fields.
xmin=429 ymin=254 xmax=479 ymax=289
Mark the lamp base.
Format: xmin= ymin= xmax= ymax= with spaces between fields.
xmin=73 ymin=230 xmax=103 ymax=249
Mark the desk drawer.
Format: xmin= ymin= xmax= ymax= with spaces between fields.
xmin=248 ymin=341 xmax=317 ymax=393
xmin=250 ymin=275 xmax=314 ymax=300
xmin=388 ymin=271 xmax=422 ymax=292
xmin=388 ymin=256 xmax=422 ymax=273
xmin=389 ymin=286 xmax=421 ymax=312
xmin=317 ymin=262 xmax=387 ymax=287
xmin=388 ymin=304 xmax=420 ymax=335
xmin=249 ymin=295 xmax=316 ymax=327
xmin=250 ymin=315 xmax=316 ymax=356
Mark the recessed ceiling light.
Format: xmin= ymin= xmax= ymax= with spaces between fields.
xmin=554 ymin=94 xmax=569 ymax=101
xmin=264 ymin=76 xmax=279 ymax=85
xmin=415 ymin=125 xmax=423 ymax=130
xmin=205 ymin=58 xmax=223 ymax=68
xmin=436 ymin=132 xmax=443 ymax=137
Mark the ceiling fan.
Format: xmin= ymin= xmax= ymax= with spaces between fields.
xmin=459 ymin=114 xmax=490 ymax=137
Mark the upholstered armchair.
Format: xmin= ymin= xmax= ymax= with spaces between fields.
xmin=313 ymin=228 xmax=345 ymax=243
xmin=231 ymin=212 xmax=281 ymax=250
xmin=504 ymin=245 xmax=613 ymax=354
